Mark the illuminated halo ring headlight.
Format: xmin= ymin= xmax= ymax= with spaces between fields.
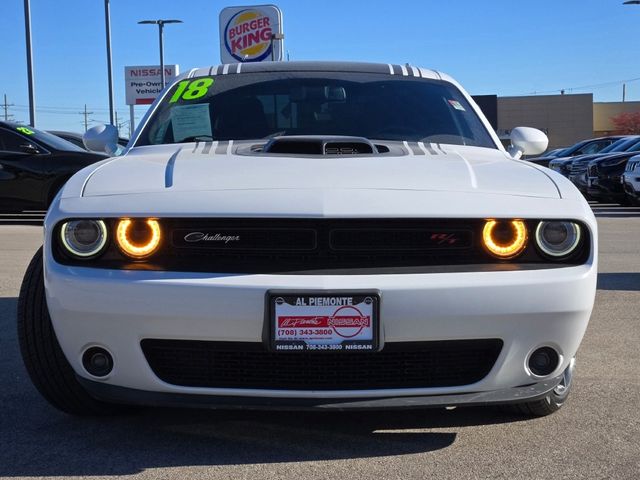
xmin=482 ymin=219 xmax=528 ymax=259
xmin=535 ymin=221 xmax=582 ymax=258
xmin=60 ymin=219 xmax=108 ymax=258
xmin=116 ymin=218 xmax=162 ymax=259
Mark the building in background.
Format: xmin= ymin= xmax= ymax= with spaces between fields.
xmin=593 ymin=101 xmax=640 ymax=136
xmin=496 ymin=94 xmax=593 ymax=150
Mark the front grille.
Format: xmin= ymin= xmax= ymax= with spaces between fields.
xmin=626 ymin=160 xmax=639 ymax=172
xmin=141 ymin=339 xmax=503 ymax=390
xmin=570 ymin=161 xmax=589 ymax=175
xmin=162 ymin=218 xmax=486 ymax=273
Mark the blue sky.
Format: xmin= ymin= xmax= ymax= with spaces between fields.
xmin=1 ymin=0 xmax=638 ymax=133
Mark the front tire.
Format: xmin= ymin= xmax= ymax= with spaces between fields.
xmin=506 ymin=358 xmax=575 ymax=417
xmin=17 ymin=247 xmax=123 ymax=415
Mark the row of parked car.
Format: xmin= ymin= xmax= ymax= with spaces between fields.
xmin=0 ymin=120 xmax=128 ymax=212
xmin=527 ymin=135 xmax=640 ymax=205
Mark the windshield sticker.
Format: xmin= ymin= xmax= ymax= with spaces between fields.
xmin=169 ymin=78 xmax=215 ymax=103
xmin=170 ymin=104 xmax=212 ymax=143
xmin=447 ymin=100 xmax=466 ymax=111
xmin=16 ymin=126 xmax=34 ymax=135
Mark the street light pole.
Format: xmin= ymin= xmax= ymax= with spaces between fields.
xmin=138 ymin=19 xmax=182 ymax=89
xmin=158 ymin=22 xmax=165 ymax=88
xmin=23 ymin=0 xmax=36 ymax=126
xmin=104 ymin=0 xmax=115 ymax=125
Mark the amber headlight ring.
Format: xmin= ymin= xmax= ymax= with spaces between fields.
xmin=115 ymin=218 xmax=162 ymax=259
xmin=482 ymin=219 xmax=529 ymax=260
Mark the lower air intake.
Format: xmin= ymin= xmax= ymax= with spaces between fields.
xmin=141 ymin=339 xmax=503 ymax=390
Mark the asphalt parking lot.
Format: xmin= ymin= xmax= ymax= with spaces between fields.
xmin=0 ymin=204 xmax=638 ymax=479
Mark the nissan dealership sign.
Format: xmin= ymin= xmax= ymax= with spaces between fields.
xmin=219 ymin=5 xmax=284 ymax=63
xmin=124 ymin=65 xmax=180 ymax=105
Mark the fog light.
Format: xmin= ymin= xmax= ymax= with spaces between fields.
xmin=60 ymin=219 xmax=108 ymax=258
xmin=82 ymin=347 xmax=113 ymax=377
xmin=482 ymin=219 xmax=528 ymax=259
xmin=535 ymin=221 xmax=581 ymax=258
xmin=116 ymin=218 xmax=162 ymax=259
xmin=528 ymin=347 xmax=560 ymax=376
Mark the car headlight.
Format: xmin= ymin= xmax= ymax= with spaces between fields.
xmin=60 ymin=219 xmax=108 ymax=258
xmin=116 ymin=218 xmax=162 ymax=259
xmin=535 ymin=221 xmax=581 ymax=258
xmin=482 ymin=219 xmax=528 ymax=259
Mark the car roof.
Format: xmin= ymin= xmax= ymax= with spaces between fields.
xmin=181 ymin=61 xmax=443 ymax=81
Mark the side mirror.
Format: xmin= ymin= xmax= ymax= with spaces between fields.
xmin=83 ymin=124 xmax=119 ymax=156
xmin=508 ymin=127 xmax=549 ymax=159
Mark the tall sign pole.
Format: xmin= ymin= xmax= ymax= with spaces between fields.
xmin=138 ymin=20 xmax=182 ymax=89
xmin=105 ymin=0 xmax=115 ymax=125
xmin=158 ymin=22 xmax=165 ymax=88
xmin=23 ymin=0 xmax=36 ymax=126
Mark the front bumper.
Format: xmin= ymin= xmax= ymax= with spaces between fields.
xmin=587 ymin=176 xmax=626 ymax=201
xmin=569 ymin=173 xmax=588 ymax=193
xmin=623 ymin=174 xmax=640 ymax=200
xmin=44 ymin=247 xmax=597 ymax=406
xmin=78 ymin=374 xmax=564 ymax=410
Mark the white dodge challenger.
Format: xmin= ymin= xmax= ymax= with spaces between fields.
xmin=18 ymin=62 xmax=597 ymax=416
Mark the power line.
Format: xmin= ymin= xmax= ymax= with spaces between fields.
xmin=13 ymin=103 xmax=112 ymax=112
xmin=525 ymin=77 xmax=640 ymax=96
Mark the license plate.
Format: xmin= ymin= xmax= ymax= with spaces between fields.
xmin=268 ymin=292 xmax=379 ymax=353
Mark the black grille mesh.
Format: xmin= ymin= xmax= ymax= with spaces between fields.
xmin=141 ymin=339 xmax=503 ymax=390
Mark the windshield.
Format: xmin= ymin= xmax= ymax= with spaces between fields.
xmin=599 ymin=137 xmax=639 ymax=154
xmin=13 ymin=125 xmax=86 ymax=152
xmin=623 ymin=140 xmax=640 ymax=153
xmin=136 ymin=72 xmax=497 ymax=149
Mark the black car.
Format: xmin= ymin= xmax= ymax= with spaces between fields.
xmin=526 ymin=136 xmax=623 ymax=167
xmin=586 ymin=149 xmax=640 ymax=204
xmin=0 ymin=122 xmax=107 ymax=212
xmin=549 ymin=136 xmax=639 ymax=178
xmin=566 ymin=137 xmax=640 ymax=198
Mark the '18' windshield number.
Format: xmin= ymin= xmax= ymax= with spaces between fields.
xmin=169 ymin=78 xmax=215 ymax=103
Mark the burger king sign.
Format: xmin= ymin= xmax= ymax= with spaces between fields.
xmin=219 ymin=5 xmax=284 ymax=63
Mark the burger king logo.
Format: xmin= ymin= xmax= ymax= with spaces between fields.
xmin=224 ymin=9 xmax=273 ymax=62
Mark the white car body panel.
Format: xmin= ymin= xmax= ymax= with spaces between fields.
xmin=41 ymin=62 xmax=597 ymax=408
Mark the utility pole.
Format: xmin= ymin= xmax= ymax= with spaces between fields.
xmin=115 ymin=110 xmax=118 ymax=134
xmin=2 ymin=94 xmax=14 ymax=121
xmin=23 ymin=0 xmax=36 ymax=126
xmin=79 ymin=104 xmax=94 ymax=132
xmin=623 ymin=83 xmax=627 ymax=102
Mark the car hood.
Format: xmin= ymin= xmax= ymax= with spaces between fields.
xmin=80 ymin=143 xmax=559 ymax=199
xmin=588 ymin=151 xmax=637 ymax=164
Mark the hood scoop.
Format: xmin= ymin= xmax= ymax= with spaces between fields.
xmin=262 ymin=136 xmax=388 ymax=155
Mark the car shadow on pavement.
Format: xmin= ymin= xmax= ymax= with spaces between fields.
xmin=597 ymin=272 xmax=640 ymax=291
xmin=0 ymin=296 xmax=529 ymax=477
